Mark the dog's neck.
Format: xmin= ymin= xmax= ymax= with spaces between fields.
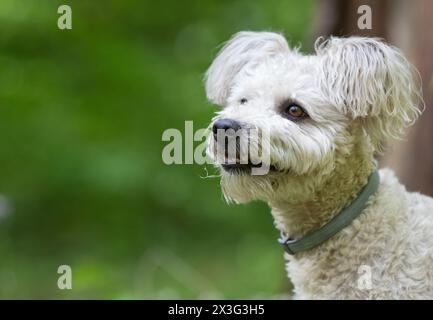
xmin=269 ymin=131 xmax=376 ymax=240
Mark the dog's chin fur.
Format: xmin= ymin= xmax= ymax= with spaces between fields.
xmin=204 ymin=32 xmax=433 ymax=299
xmin=219 ymin=164 xmax=329 ymax=204
xmin=220 ymin=172 xmax=282 ymax=204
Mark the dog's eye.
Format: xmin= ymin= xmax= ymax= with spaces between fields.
xmin=240 ymin=98 xmax=248 ymax=104
xmin=283 ymin=103 xmax=308 ymax=121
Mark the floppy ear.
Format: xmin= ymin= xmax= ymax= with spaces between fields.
xmin=316 ymin=37 xmax=424 ymax=152
xmin=205 ymin=31 xmax=290 ymax=106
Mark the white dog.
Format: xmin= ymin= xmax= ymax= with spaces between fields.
xmin=204 ymin=31 xmax=433 ymax=299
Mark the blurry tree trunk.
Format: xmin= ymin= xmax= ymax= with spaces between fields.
xmin=313 ymin=0 xmax=433 ymax=196
xmin=388 ymin=0 xmax=433 ymax=196
xmin=313 ymin=0 xmax=388 ymax=39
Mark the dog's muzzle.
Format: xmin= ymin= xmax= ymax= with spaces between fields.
xmin=211 ymin=119 xmax=277 ymax=174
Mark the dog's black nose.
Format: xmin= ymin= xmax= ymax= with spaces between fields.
xmin=212 ymin=119 xmax=241 ymax=140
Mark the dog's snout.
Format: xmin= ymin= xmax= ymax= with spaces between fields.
xmin=212 ymin=119 xmax=241 ymax=140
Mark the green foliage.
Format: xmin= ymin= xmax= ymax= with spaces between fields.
xmin=0 ymin=0 xmax=313 ymax=298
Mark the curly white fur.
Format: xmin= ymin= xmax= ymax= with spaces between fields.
xmin=205 ymin=31 xmax=431 ymax=299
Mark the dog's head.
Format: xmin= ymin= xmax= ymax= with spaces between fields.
xmin=205 ymin=32 xmax=423 ymax=203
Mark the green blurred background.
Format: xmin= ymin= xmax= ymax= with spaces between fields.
xmin=0 ymin=0 xmax=314 ymax=298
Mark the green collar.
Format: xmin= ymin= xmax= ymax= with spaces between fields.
xmin=279 ymin=170 xmax=380 ymax=255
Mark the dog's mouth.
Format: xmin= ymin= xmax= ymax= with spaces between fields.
xmin=220 ymin=161 xmax=280 ymax=175
xmin=212 ymin=143 xmax=283 ymax=175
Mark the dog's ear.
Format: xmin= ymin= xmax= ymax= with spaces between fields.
xmin=205 ymin=31 xmax=290 ymax=106
xmin=316 ymin=37 xmax=424 ymax=152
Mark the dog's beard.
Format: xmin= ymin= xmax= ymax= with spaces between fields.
xmin=216 ymin=148 xmax=336 ymax=204
xmin=207 ymin=133 xmax=279 ymax=202
xmin=219 ymin=162 xmax=328 ymax=204
xmin=220 ymin=173 xmax=280 ymax=203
